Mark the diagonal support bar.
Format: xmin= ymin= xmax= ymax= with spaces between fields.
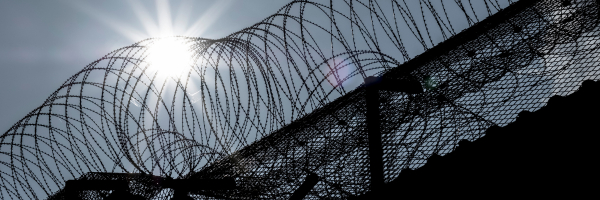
xmin=289 ymin=173 xmax=320 ymax=200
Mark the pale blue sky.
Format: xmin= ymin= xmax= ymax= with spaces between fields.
xmin=0 ymin=0 xmax=290 ymax=132
xmin=0 ymin=0 xmax=512 ymax=133
xmin=1 ymin=1 xmax=546 ymax=199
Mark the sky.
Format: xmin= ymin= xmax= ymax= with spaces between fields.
xmin=0 ymin=0 xmax=516 ymax=139
xmin=3 ymin=0 xmax=572 ymax=199
xmin=0 ymin=0 xmax=291 ymax=133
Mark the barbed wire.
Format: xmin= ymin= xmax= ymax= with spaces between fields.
xmin=2 ymin=0 xmax=599 ymax=199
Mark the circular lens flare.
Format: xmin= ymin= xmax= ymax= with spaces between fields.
xmin=424 ymin=75 xmax=438 ymax=91
xmin=147 ymin=38 xmax=194 ymax=78
xmin=326 ymin=58 xmax=362 ymax=89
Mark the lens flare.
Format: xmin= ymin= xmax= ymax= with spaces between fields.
xmin=424 ymin=75 xmax=438 ymax=91
xmin=326 ymin=58 xmax=361 ymax=89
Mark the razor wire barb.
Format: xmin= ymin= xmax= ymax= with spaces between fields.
xmin=2 ymin=0 xmax=600 ymax=199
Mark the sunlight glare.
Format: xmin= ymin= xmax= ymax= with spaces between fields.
xmin=147 ymin=38 xmax=194 ymax=78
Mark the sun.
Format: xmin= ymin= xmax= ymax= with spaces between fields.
xmin=67 ymin=0 xmax=234 ymax=78
xmin=146 ymin=37 xmax=194 ymax=79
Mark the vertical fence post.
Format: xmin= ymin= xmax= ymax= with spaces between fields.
xmin=365 ymin=76 xmax=384 ymax=193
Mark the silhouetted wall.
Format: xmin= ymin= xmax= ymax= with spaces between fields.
xmin=357 ymin=80 xmax=600 ymax=199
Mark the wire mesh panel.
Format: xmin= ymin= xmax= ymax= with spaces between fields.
xmin=191 ymin=0 xmax=600 ymax=199
xmin=1 ymin=0 xmax=599 ymax=199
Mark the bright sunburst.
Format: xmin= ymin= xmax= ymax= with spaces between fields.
xmin=68 ymin=0 xmax=236 ymax=79
xmin=146 ymin=38 xmax=194 ymax=78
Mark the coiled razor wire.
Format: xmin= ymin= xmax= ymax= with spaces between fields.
xmin=1 ymin=0 xmax=599 ymax=199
